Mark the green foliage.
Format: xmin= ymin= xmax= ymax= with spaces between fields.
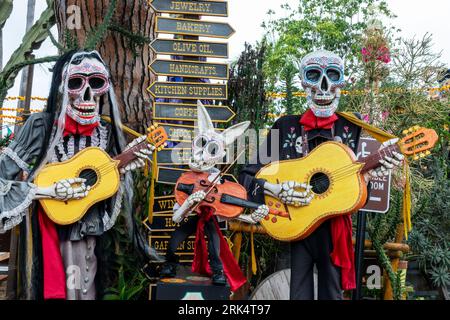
xmin=228 ymin=41 xmax=270 ymax=132
xmin=263 ymin=0 xmax=396 ymax=101
xmin=0 ymin=133 xmax=13 ymax=149
xmin=0 ymin=1 xmax=57 ymax=107
xmin=408 ymin=159 xmax=450 ymax=288
xmin=103 ymin=267 xmax=147 ymax=300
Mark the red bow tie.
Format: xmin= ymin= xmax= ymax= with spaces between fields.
xmin=300 ymin=109 xmax=339 ymax=131
xmin=63 ymin=115 xmax=99 ymax=137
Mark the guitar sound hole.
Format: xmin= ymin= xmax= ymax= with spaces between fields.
xmin=310 ymin=172 xmax=330 ymax=195
xmin=79 ymin=169 xmax=98 ymax=187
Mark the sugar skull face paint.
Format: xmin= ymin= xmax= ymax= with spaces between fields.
xmin=64 ymin=57 xmax=110 ymax=125
xmin=300 ymin=50 xmax=346 ymax=118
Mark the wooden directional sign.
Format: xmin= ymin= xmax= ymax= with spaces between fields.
xmin=158 ymin=123 xmax=224 ymax=142
xmin=157 ymin=148 xmax=226 ymax=165
xmin=149 ymin=0 xmax=228 ymax=17
xmin=157 ymin=166 xmax=237 ymax=185
xmin=150 ymin=235 xmax=195 ymax=258
xmin=149 ymin=59 xmax=229 ymax=80
xmin=153 ymin=102 xmax=235 ymax=123
xmin=148 ymin=81 xmax=227 ymax=100
xmin=156 ymin=16 xmax=235 ymax=39
xmin=153 ymin=195 xmax=177 ymax=213
xmin=150 ymin=39 xmax=229 ymax=59
xmin=145 ymin=213 xmax=227 ymax=232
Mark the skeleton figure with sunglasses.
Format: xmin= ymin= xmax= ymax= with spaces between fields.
xmin=0 ymin=51 xmax=156 ymax=300
xmin=239 ymin=50 xmax=404 ymax=300
xmin=160 ymin=102 xmax=269 ymax=289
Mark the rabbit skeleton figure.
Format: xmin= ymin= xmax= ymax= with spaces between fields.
xmin=160 ymin=101 xmax=269 ymax=289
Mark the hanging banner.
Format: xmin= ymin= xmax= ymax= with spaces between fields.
xmin=149 ymin=0 xmax=228 ymax=17
xmin=150 ymin=39 xmax=229 ymax=58
xmin=148 ymin=81 xmax=228 ymax=100
xmin=156 ymin=16 xmax=235 ymax=39
xmin=153 ymin=102 xmax=235 ymax=123
xmin=149 ymin=59 xmax=229 ymax=80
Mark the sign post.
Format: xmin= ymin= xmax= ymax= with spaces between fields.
xmin=353 ymin=137 xmax=393 ymax=300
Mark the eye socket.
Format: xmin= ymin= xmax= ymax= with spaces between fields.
xmin=89 ymin=77 xmax=107 ymax=89
xmin=206 ymin=142 xmax=220 ymax=156
xmin=194 ymin=136 xmax=208 ymax=148
xmin=305 ymin=69 xmax=322 ymax=82
xmin=68 ymin=77 xmax=84 ymax=90
xmin=326 ymin=69 xmax=341 ymax=82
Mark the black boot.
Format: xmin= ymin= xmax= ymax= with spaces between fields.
xmin=160 ymin=262 xmax=177 ymax=278
xmin=211 ymin=270 xmax=227 ymax=286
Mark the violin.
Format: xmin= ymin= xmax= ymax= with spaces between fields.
xmin=175 ymin=171 xmax=289 ymax=219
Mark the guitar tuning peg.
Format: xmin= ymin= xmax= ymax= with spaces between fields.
xmin=420 ymin=153 xmax=426 ymax=158
xmin=414 ymin=125 xmax=420 ymax=131
xmin=402 ymin=129 xmax=409 ymax=136
xmin=425 ymin=150 xmax=431 ymax=156
xmin=408 ymin=127 xmax=414 ymax=133
xmin=413 ymin=155 xmax=420 ymax=161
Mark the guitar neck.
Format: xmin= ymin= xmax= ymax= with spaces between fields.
xmin=113 ymin=141 xmax=148 ymax=169
xmin=361 ymin=144 xmax=401 ymax=174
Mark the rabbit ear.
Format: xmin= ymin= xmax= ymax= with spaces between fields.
xmin=197 ymin=100 xmax=214 ymax=134
xmin=221 ymin=121 xmax=250 ymax=146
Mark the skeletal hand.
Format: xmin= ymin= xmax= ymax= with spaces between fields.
xmin=120 ymin=135 xmax=155 ymax=174
xmin=187 ymin=191 xmax=206 ymax=207
xmin=53 ymin=178 xmax=90 ymax=201
xmin=369 ymin=138 xmax=404 ymax=178
xmin=251 ymin=204 xmax=269 ymax=223
xmin=264 ymin=181 xmax=314 ymax=207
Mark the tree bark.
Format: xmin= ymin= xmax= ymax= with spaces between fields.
xmin=54 ymin=0 xmax=157 ymax=133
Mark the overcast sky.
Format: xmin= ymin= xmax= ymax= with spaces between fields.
xmin=2 ymin=0 xmax=449 ymax=112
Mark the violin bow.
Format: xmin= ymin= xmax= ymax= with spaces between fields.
xmin=188 ymin=149 xmax=246 ymax=214
xmin=187 ymin=150 xmax=290 ymax=219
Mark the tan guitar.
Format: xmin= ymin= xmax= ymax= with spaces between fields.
xmin=256 ymin=126 xmax=438 ymax=242
xmin=34 ymin=125 xmax=168 ymax=225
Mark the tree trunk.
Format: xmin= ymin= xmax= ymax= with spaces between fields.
xmin=54 ymin=0 xmax=157 ymax=133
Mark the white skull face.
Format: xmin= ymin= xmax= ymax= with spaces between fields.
xmin=65 ymin=57 xmax=110 ymax=125
xmin=301 ymin=50 xmax=345 ymax=118
xmin=189 ymin=132 xmax=226 ymax=172
xmin=295 ymin=136 xmax=303 ymax=154
xmin=188 ymin=101 xmax=250 ymax=172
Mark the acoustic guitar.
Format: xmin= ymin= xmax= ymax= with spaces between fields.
xmin=256 ymin=126 xmax=438 ymax=242
xmin=34 ymin=125 xmax=168 ymax=225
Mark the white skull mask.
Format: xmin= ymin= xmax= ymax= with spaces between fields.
xmin=189 ymin=101 xmax=250 ymax=172
xmin=64 ymin=57 xmax=110 ymax=125
xmin=300 ymin=50 xmax=345 ymax=118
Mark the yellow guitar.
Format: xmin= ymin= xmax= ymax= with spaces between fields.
xmin=256 ymin=127 xmax=438 ymax=242
xmin=34 ymin=125 xmax=168 ymax=225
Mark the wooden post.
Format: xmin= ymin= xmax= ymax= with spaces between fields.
xmin=16 ymin=0 xmax=36 ymax=128
xmin=383 ymin=223 xmax=405 ymax=300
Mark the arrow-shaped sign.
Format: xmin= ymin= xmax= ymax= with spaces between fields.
xmin=149 ymin=0 xmax=228 ymax=17
xmin=157 ymin=148 xmax=227 ymax=165
xmin=156 ymin=16 xmax=235 ymax=39
xmin=150 ymin=39 xmax=229 ymax=58
xmin=157 ymin=123 xmax=224 ymax=142
xmin=153 ymin=102 xmax=235 ymax=123
xmin=149 ymin=59 xmax=229 ymax=80
xmin=147 ymin=81 xmax=227 ymax=100
xmin=157 ymin=166 xmax=237 ymax=185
